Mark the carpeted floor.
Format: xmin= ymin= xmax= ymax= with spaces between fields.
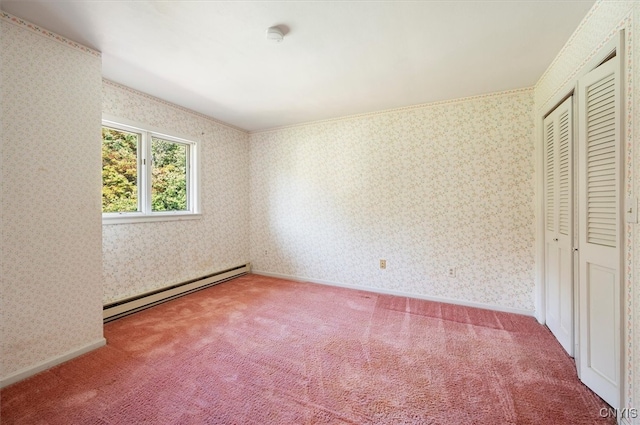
xmin=1 ymin=274 xmax=615 ymax=424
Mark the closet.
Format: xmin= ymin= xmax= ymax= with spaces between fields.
xmin=544 ymin=96 xmax=574 ymax=356
xmin=576 ymin=53 xmax=621 ymax=409
xmin=543 ymin=36 xmax=622 ymax=409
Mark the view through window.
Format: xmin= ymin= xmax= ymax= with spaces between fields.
xmin=101 ymin=120 xmax=198 ymax=222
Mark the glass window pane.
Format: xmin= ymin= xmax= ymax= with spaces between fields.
xmin=151 ymin=137 xmax=188 ymax=212
xmin=102 ymin=127 xmax=139 ymax=213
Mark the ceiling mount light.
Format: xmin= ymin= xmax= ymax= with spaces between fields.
xmin=266 ymin=26 xmax=284 ymax=43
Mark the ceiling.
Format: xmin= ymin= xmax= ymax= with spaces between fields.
xmin=1 ymin=1 xmax=595 ymax=132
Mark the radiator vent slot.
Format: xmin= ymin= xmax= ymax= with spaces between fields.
xmin=103 ymin=264 xmax=250 ymax=322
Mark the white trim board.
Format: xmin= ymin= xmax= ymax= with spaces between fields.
xmin=253 ymin=271 xmax=535 ymax=317
xmin=0 ymin=338 xmax=106 ymax=389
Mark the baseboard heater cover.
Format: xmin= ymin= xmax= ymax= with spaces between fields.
xmin=103 ymin=263 xmax=250 ymax=322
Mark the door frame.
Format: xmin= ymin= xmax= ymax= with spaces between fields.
xmin=535 ymin=31 xmax=626 ymax=409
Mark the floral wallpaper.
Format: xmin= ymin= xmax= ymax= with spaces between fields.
xmin=250 ymin=90 xmax=536 ymax=313
xmin=534 ymin=1 xmax=639 ymax=417
xmin=101 ymin=81 xmax=250 ymax=304
xmin=4 ymin=4 xmax=639 ymax=416
xmin=1 ymin=14 xmax=104 ymax=382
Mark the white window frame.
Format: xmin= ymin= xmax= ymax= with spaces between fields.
xmin=102 ymin=115 xmax=201 ymax=225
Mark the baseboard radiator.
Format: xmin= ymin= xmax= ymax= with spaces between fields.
xmin=103 ymin=263 xmax=251 ymax=322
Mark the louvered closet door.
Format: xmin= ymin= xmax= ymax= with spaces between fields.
xmin=578 ymin=57 xmax=621 ymax=408
xmin=544 ymin=96 xmax=574 ymax=356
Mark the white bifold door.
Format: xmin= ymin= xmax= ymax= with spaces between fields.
xmin=577 ymin=55 xmax=621 ymax=408
xmin=544 ymin=97 xmax=574 ymax=356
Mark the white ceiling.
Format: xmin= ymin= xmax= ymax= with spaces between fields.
xmin=1 ymin=1 xmax=595 ymax=132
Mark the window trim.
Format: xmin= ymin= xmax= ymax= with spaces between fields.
xmin=102 ymin=115 xmax=201 ymax=225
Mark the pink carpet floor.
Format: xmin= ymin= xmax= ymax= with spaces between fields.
xmin=2 ymin=274 xmax=615 ymax=424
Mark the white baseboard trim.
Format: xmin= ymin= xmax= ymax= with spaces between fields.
xmin=0 ymin=337 xmax=106 ymax=389
xmin=253 ymin=270 xmax=535 ymax=317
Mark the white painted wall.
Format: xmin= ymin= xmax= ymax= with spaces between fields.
xmin=0 ymin=13 xmax=104 ymax=385
xmin=101 ymin=81 xmax=250 ymax=304
xmin=249 ymin=90 xmax=536 ymax=314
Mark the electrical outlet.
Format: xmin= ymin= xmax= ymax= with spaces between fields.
xmin=380 ymin=259 xmax=386 ymax=269
xmin=448 ymin=267 xmax=456 ymax=277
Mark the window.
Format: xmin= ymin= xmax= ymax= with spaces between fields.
xmin=102 ymin=118 xmax=200 ymax=224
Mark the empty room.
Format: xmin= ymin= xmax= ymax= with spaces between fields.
xmin=1 ymin=0 xmax=639 ymax=424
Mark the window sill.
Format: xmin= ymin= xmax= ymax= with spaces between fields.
xmin=102 ymin=213 xmax=202 ymax=225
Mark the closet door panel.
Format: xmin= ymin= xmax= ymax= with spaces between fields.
xmin=544 ymin=96 xmax=573 ymax=356
xmin=577 ymin=57 xmax=621 ymax=408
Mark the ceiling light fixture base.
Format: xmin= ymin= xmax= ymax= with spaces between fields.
xmin=266 ymin=26 xmax=284 ymax=43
